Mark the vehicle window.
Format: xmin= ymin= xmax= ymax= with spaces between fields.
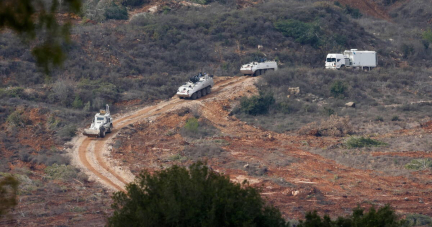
xmin=326 ymin=58 xmax=336 ymax=62
xmin=337 ymin=59 xmax=340 ymax=62
xmin=97 ymin=117 xmax=104 ymax=121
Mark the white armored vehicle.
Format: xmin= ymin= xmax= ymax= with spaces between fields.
xmin=177 ymin=73 xmax=214 ymax=100
xmin=240 ymin=60 xmax=278 ymax=76
xmin=83 ymin=104 xmax=113 ymax=138
xmin=325 ymin=49 xmax=377 ymax=70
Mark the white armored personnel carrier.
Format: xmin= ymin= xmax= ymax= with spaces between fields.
xmin=83 ymin=104 xmax=113 ymax=138
xmin=176 ymin=72 xmax=214 ymax=100
xmin=240 ymin=60 xmax=278 ymax=76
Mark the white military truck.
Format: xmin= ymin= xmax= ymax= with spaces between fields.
xmin=325 ymin=49 xmax=377 ymax=70
xmin=176 ymin=73 xmax=214 ymax=100
xmin=83 ymin=104 xmax=113 ymax=138
xmin=240 ymin=60 xmax=278 ymax=76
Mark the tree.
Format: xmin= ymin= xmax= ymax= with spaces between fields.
xmin=0 ymin=0 xmax=81 ymax=73
xmin=0 ymin=176 xmax=19 ymax=218
xmin=108 ymin=162 xmax=288 ymax=227
xmin=298 ymin=205 xmax=407 ymax=227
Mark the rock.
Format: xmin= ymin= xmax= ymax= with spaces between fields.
xmin=345 ymin=102 xmax=356 ymax=108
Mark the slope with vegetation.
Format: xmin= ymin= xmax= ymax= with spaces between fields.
xmin=1 ymin=0 xmax=432 ymax=225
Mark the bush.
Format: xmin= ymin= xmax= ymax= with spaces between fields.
xmin=405 ymin=159 xmax=432 ymax=170
xmin=184 ymin=117 xmax=199 ymax=133
xmin=330 ymin=80 xmax=347 ymax=98
xmin=105 ymin=2 xmax=128 ymax=20
xmin=391 ymin=115 xmax=400 ymax=121
xmin=298 ymin=204 xmax=405 ymax=227
xmin=240 ymin=92 xmax=275 ymax=115
xmin=181 ymin=117 xmax=218 ymax=139
xmin=343 ymin=5 xmax=362 ymax=19
xmin=0 ymin=176 xmax=19 ymax=218
xmin=274 ymin=19 xmax=321 ymax=48
xmin=121 ymin=0 xmax=149 ymax=7
xmin=6 ymin=109 xmax=29 ymax=127
xmin=58 ymin=124 xmax=77 ymax=141
xmin=405 ymin=213 xmax=432 ymax=226
xmin=108 ymin=162 xmax=288 ymax=227
xmin=72 ymin=96 xmax=84 ymax=109
xmin=345 ymin=136 xmax=386 ymax=149
xmin=44 ymin=164 xmax=81 ymax=181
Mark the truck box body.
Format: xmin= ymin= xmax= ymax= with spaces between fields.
xmin=325 ymin=49 xmax=377 ymax=70
xmin=344 ymin=50 xmax=377 ymax=68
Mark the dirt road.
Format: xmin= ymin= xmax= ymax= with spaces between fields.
xmin=71 ymin=76 xmax=253 ymax=191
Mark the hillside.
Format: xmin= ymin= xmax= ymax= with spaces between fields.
xmin=1 ymin=0 xmax=432 ymax=225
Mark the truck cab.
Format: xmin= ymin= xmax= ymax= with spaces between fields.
xmin=325 ymin=54 xmax=345 ymax=69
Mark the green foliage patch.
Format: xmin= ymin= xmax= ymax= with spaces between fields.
xmin=240 ymin=92 xmax=275 ymax=115
xmin=108 ymin=162 xmax=288 ymax=227
xmin=6 ymin=109 xmax=29 ymax=127
xmin=405 ymin=159 xmax=432 ymax=170
xmin=274 ymin=19 xmax=321 ymax=48
xmin=345 ymin=136 xmax=386 ymax=149
xmin=44 ymin=164 xmax=80 ymax=181
xmin=330 ymin=80 xmax=347 ymax=98
xmin=184 ymin=117 xmax=199 ymax=133
xmin=298 ymin=204 xmax=406 ymax=227
xmin=105 ymin=3 xmax=128 ymax=20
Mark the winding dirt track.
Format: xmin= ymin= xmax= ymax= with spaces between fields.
xmin=73 ymin=76 xmax=251 ymax=192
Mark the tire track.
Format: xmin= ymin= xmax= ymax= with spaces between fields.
xmin=75 ymin=76 xmax=251 ymax=191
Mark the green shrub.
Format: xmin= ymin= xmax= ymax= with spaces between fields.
xmin=44 ymin=164 xmax=80 ymax=181
xmin=345 ymin=136 xmax=386 ymax=148
xmin=330 ymin=80 xmax=347 ymax=98
xmin=184 ymin=117 xmax=199 ymax=133
xmin=121 ymin=0 xmax=149 ymax=7
xmin=240 ymin=92 xmax=275 ymax=115
xmin=58 ymin=124 xmax=77 ymax=141
xmin=375 ymin=116 xmax=384 ymax=122
xmin=274 ymin=19 xmax=321 ymax=48
xmin=391 ymin=115 xmax=400 ymax=121
xmin=0 ymin=87 xmax=24 ymax=98
xmin=6 ymin=109 xmax=29 ymax=127
xmin=72 ymin=96 xmax=83 ymax=109
xmin=105 ymin=2 xmax=128 ymax=20
xmin=322 ymin=107 xmax=335 ymax=116
xmin=422 ymin=29 xmax=432 ymax=43
xmin=343 ymin=5 xmax=362 ymax=19
xmin=108 ymin=162 xmax=288 ymax=227
xmin=405 ymin=213 xmax=432 ymax=226
xmin=405 ymin=159 xmax=432 ymax=170
xmin=298 ymin=204 xmax=405 ymax=227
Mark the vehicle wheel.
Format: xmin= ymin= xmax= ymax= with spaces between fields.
xmin=197 ymin=90 xmax=202 ymax=99
xmin=191 ymin=93 xmax=197 ymax=100
xmin=179 ymin=96 xmax=184 ymax=99
xmin=201 ymin=88 xmax=207 ymax=96
xmin=207 ymin=86 xmax=211 ymax=94
xmin=107 ymin=124 xmax=113 ymax=133
xmin=100 ymin=128 xmax=105 ymax=138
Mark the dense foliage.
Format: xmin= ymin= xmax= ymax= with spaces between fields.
xmin=108 ymin=162 xmax=288 ymax=227
xmin=0 ymin=0 xmax=81 ymax=72
xmin=0 ymin=176 xmax=19 ymax=218
xmin=298 ymin=205 xmax=406 ymax=227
